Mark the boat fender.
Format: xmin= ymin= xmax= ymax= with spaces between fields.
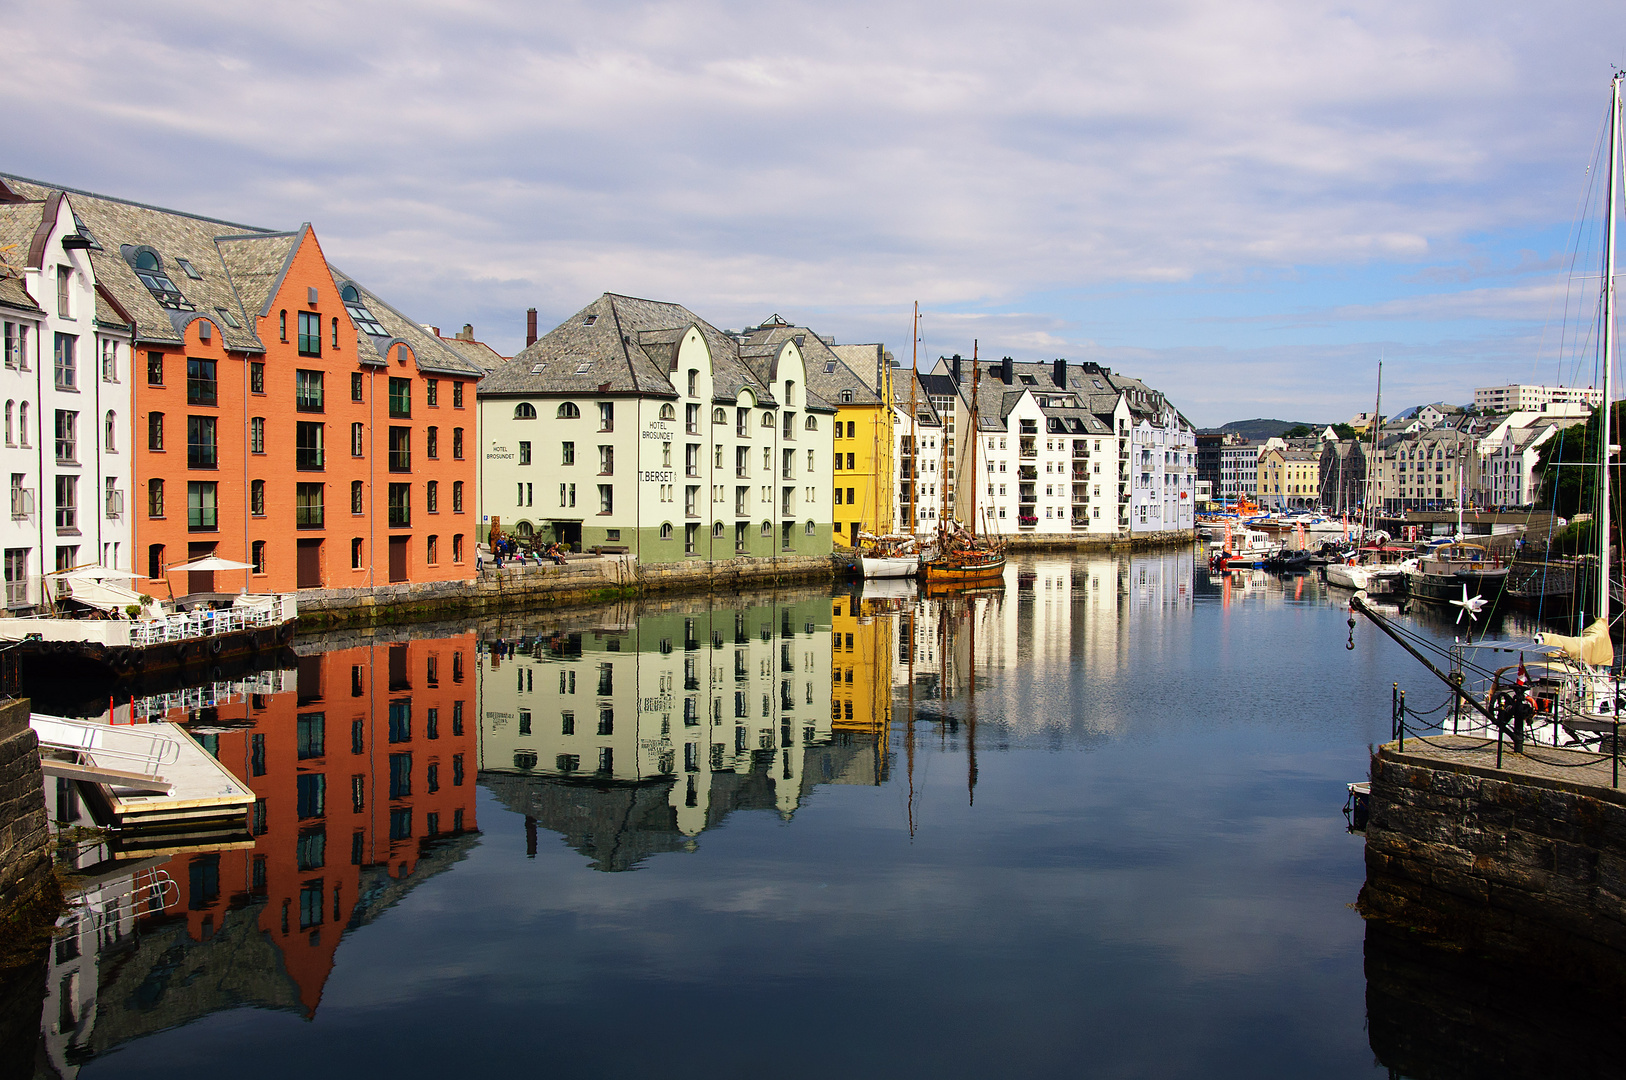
xmin=209 ymin=638 xmax=223 ymax=657
xmin=211 ymin=665 xmax=223 ymax=680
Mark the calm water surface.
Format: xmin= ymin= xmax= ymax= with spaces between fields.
xmin=11 ymin=551 xmax=1533 ymax=1077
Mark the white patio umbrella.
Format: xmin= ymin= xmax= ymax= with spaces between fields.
xmin=48 ymin=565 xmax=144 ymax=581
xmin=168 ymin=556 xmax=255 ymax=572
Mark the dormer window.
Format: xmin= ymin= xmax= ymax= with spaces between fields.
xmin=123 ymin=247 xmax=192 ymax=310
xmin=176 ymin=257 xmax=202 ymax=280
xmin=839 ymin=390 xmax=853 ymax=403
xmin=340 ymin=284 xmax=387 ymax=336
xmin=583 ymin=314 xmax=597 ymax=326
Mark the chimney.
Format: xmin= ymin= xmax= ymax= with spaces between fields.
xmin=951 ymin=353 xmax=962 ymax=384
xmin=526 ymin=307 xmax=538 ymax=347
xmin=456 ymin=323 xmax=474 ymax=341
xmin=1001 ymin=356 xmax=1013 ymax=385
xmin=1053 ymin=359 xmax=1067 ymax=388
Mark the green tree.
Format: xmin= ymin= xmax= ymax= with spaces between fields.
xmin=1281 ymin=424 xmax=1314 ymax=439
xmin=1535 ymin=405 xmax=1626 ymax=561
xmin=1331 ymin=423 xmax=1357 ymax=441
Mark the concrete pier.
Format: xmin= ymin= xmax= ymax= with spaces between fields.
xmin=1361 ymin=736 xmax=1626 ymax=994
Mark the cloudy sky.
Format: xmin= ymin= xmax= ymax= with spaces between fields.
xmin=6 ymin=0 xmax=1625 ymax=425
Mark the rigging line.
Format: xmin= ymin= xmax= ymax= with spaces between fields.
xmin=1543 ymin=97 xmax=1613 ymax=389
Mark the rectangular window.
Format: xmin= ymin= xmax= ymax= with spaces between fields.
xmin=351 ymin=480 xmax=364 ymax=515
xmin=250 ymin=416 xmax=265 ymax=454
xmin=598 ymin=401 xmax=613 ymax=431
xmin=187 ymin=481 xmax=217 ymax=531
xmin=147 ymin=351 xmax=162 ymax=385
xmin=351 ymin=372 xmax=364 ymax=401
xmin=148 ymin=478 xmax=164 ymax=518
xmin=351 ymin=422 xmax=364 ymax=457
xmin=388 ymin=483 xmax=410 ymax=527
xmin=53 ymin=333 xmax=76 ymax=390
xmin=295 ymin=369 xmax=324 ymax=412
xmin=388 ymin=426 xmax=410 ymax=472
xmin=426 ymin=379 xmax=438 ymax=406
xmin=453 ymin=533 xmax=464 ymax=562
xmin=186 ymin=358 xmax=216 ymax=406
xmin=389 ymin=699 xmax=411 ymax=741
xmin=54 ymin=410 xmax=76 ymax=463
xmin=148 ymin=411 xmax=163 ymax=451
xmin=297 ymin=773 xmax=325 ymax=819
xmin=561 ymin=441 xmax=574 ymax=465
xmin=296 ymin=422 xmax=325 ymax=470
xmin=187 ymin=415 xmax=217 ymax=468
xmin=295 ymin=482 xmax=324 ymax=528
xmin=597 ymin=484 xmax=612 ymax=514
xmin=250 ymin=361 xmax=264 ymax=394
xmin=297 ymin=713 xmax=326 ymax=759
xmin=351 ymin=536 xmax=363 ymax=567
xmin=452 ymin=381 xmax=463 ymax=408
xmin=297 ymin=311 xmax=321 ymax=356
xmin=388 ymin=377 xmax=411 ymax=418
xmin=598 ymin=445 xmax=613 ymax=475
xmin=426 ymin=534 xmax=438 ymax=563
xmin=518 ymin=440 xmax=530 ymax=465
xmin=426 ymin=480 xmax=439 ymax=514
xmin=452 ymin=427 xmax=464 ymax=459
xmin=452 ymin=481 xmax=464 ymax=513
xmin=101 ymin=339 xmax=117 ymax=382
xmin=427 ymin=426 xmax=439 ymax=459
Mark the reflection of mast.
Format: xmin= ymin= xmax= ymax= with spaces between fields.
xmin=966 ymin=595 xmax=977 ymax=806
xmin=906 ymin=603 xmax=916 ymax=838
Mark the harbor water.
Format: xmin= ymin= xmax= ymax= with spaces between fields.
xmin=0 ymin=551 xmax=1574 ymax=1077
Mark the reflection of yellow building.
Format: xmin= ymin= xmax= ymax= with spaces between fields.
xmin=739 ymin=318 xmax=895 ymax=546
xmin=831 ymin=593 xmax=894 ymax=762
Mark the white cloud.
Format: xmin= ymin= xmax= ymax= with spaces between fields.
xmin=5 ymin=0 xmax=1620 ymax=417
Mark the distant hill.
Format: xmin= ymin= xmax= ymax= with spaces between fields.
xmin=1204 ymin=418 xmax=1322 ymax=440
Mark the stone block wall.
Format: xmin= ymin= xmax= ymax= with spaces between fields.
xmin=0 ymin=697 xmax=53 ymax=930
xmin=1362 ymin=746 xmax=1626 ymax=992
xmin=294 ymin=554 xmax=838 ymax=628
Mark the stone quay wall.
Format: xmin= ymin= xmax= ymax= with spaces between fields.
xmin=0 ymin=696 xmax=53 ymax=933
xmin=998 ymin=528 xmax=1196 ymax=552
xmin=295 ymin=554 xmax=838 ymax=629
xmin=1361 ymin=744 xmax=1626 ymax=992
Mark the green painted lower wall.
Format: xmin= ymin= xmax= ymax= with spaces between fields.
xmin=488 ymin=519 xmax=834 ymax=564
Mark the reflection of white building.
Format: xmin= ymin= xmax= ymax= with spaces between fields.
xmin=478 ymin=598 xmax=834 ymax=838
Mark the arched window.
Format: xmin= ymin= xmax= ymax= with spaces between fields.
xmin=805 ymin=520 xmax=816 ymax=535
xmin=659 ymin=522 xmax=673 ymax=539
xmin=659 ymin=403 xmax=676 ymax=421
xmin=515 ymin=520 xmax=534 ymax=539
xmin=839 ymin=390 xmax=853 ymax=403
xmin=712 ymin=521 xmax=724 ymax=538
xmin=713 ymin=407 xmax=726 ymax=424
xmin=761 ymin=520 xmax=772 ymax=536
xmin=804 ymin=415 xmax=817 ymax=430
xmin=279 ymin=310 xmax=287 ymax=343
xmin=105 ymin=410 xmax=116 ymax=452
xmin=18 ymin=403 xmax=27 ymax=446
xmin=3 ymin=401 xmax=11 ymax=446
xmin=514 ymin=402 xmax=537 ymax=420
xmin=555 ymin=402 xmax=579 ymax=419
xmin=761 ymin=411 xmax=775 ymax=427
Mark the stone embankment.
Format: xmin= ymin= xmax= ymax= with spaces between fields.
xmin=295 ymin=554 xmax=837 ymax=628
xmin=1360 ymin=737 xmax=1626 ymax=992
xmin=0 ymin=696 xmax=55 ymax=944
xmin=997 ymin=529 xmax=1195 ymax=552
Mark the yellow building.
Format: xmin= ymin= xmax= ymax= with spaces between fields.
xmin=1256 ymin=441 xmax=1322 ymax=509
xmin=739 ymin=318 xmax=894 ymax=547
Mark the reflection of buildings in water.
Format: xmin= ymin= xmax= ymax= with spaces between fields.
xmin=478 ymin=598 xmax=848 ymax=848
xmin=36 ymin=637 xmax=480 ymax=1075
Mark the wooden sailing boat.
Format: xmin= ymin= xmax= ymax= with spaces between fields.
xmin=923 ymin=341 xmax=1007 ymax=587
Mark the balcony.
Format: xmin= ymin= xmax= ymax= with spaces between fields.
xmin=1019 ymin=438 xmax=1036 ymax=459
xmin=1074 ymin=444 xmax=1089 ymax=458
xmin=1018 ymin=485 xmax=1036 ymax=504
xmin=1072 ymin=463 xmax=1088 ymax=480
xmin=1017 ymin=514 xmax=1037 ymax=529
xmin=1018 ymin=465 xmax=1037 ymax=481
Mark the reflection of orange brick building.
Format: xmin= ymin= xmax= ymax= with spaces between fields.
xmin=142 ymin=635 xmax=478 ymax=1016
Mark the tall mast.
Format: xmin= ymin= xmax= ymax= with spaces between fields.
xmin=908 ymin=303 xmax=919 ymax=537
xmin=1367 ymin=358 xmax=1383 ymax=537
xmin=969 ymin=341 xmax=980 ymax=538
xmin=1601 ymin=73 xmax=1620 ymax=627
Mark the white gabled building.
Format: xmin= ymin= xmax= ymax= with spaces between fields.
xmin=0 ymin=187 xmax=133 ymax=609
xmin=919 ymin=355 xmax=1196 ymax=537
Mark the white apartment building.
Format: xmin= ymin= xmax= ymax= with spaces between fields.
xmin=888 ymin=366 xmax=947 ymax=534
xmin=1475 ymin=384 xmax=1603 ymax=413
xmin=477 ymin=294 xmax=836 ymax=562
xmin=0 ymin=188 xmax=132 ymax=610
xmin=923 ymin=356 xmax=1195 ymax=537
xmin=1474 ymin=409 xmax=1587 ymax=508
xmin=1219 ymin=443 xmax=1260 ymax=502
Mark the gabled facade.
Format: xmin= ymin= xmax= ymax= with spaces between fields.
xmin=0 ymin=186 xmax=133 ymax=609
xmin=1 ymin=175 xmax=483 ymax=596
xmin=477 ymin=294 xmax=836 ymax=563
xmin=1376 ymin=427 xmax=1477 ymax=512
xmin=737 ymin=317 xmax=894 ymax=546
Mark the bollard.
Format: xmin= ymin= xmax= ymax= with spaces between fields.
xmin=1398 ymin=690 xmax=1405 ymax=752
